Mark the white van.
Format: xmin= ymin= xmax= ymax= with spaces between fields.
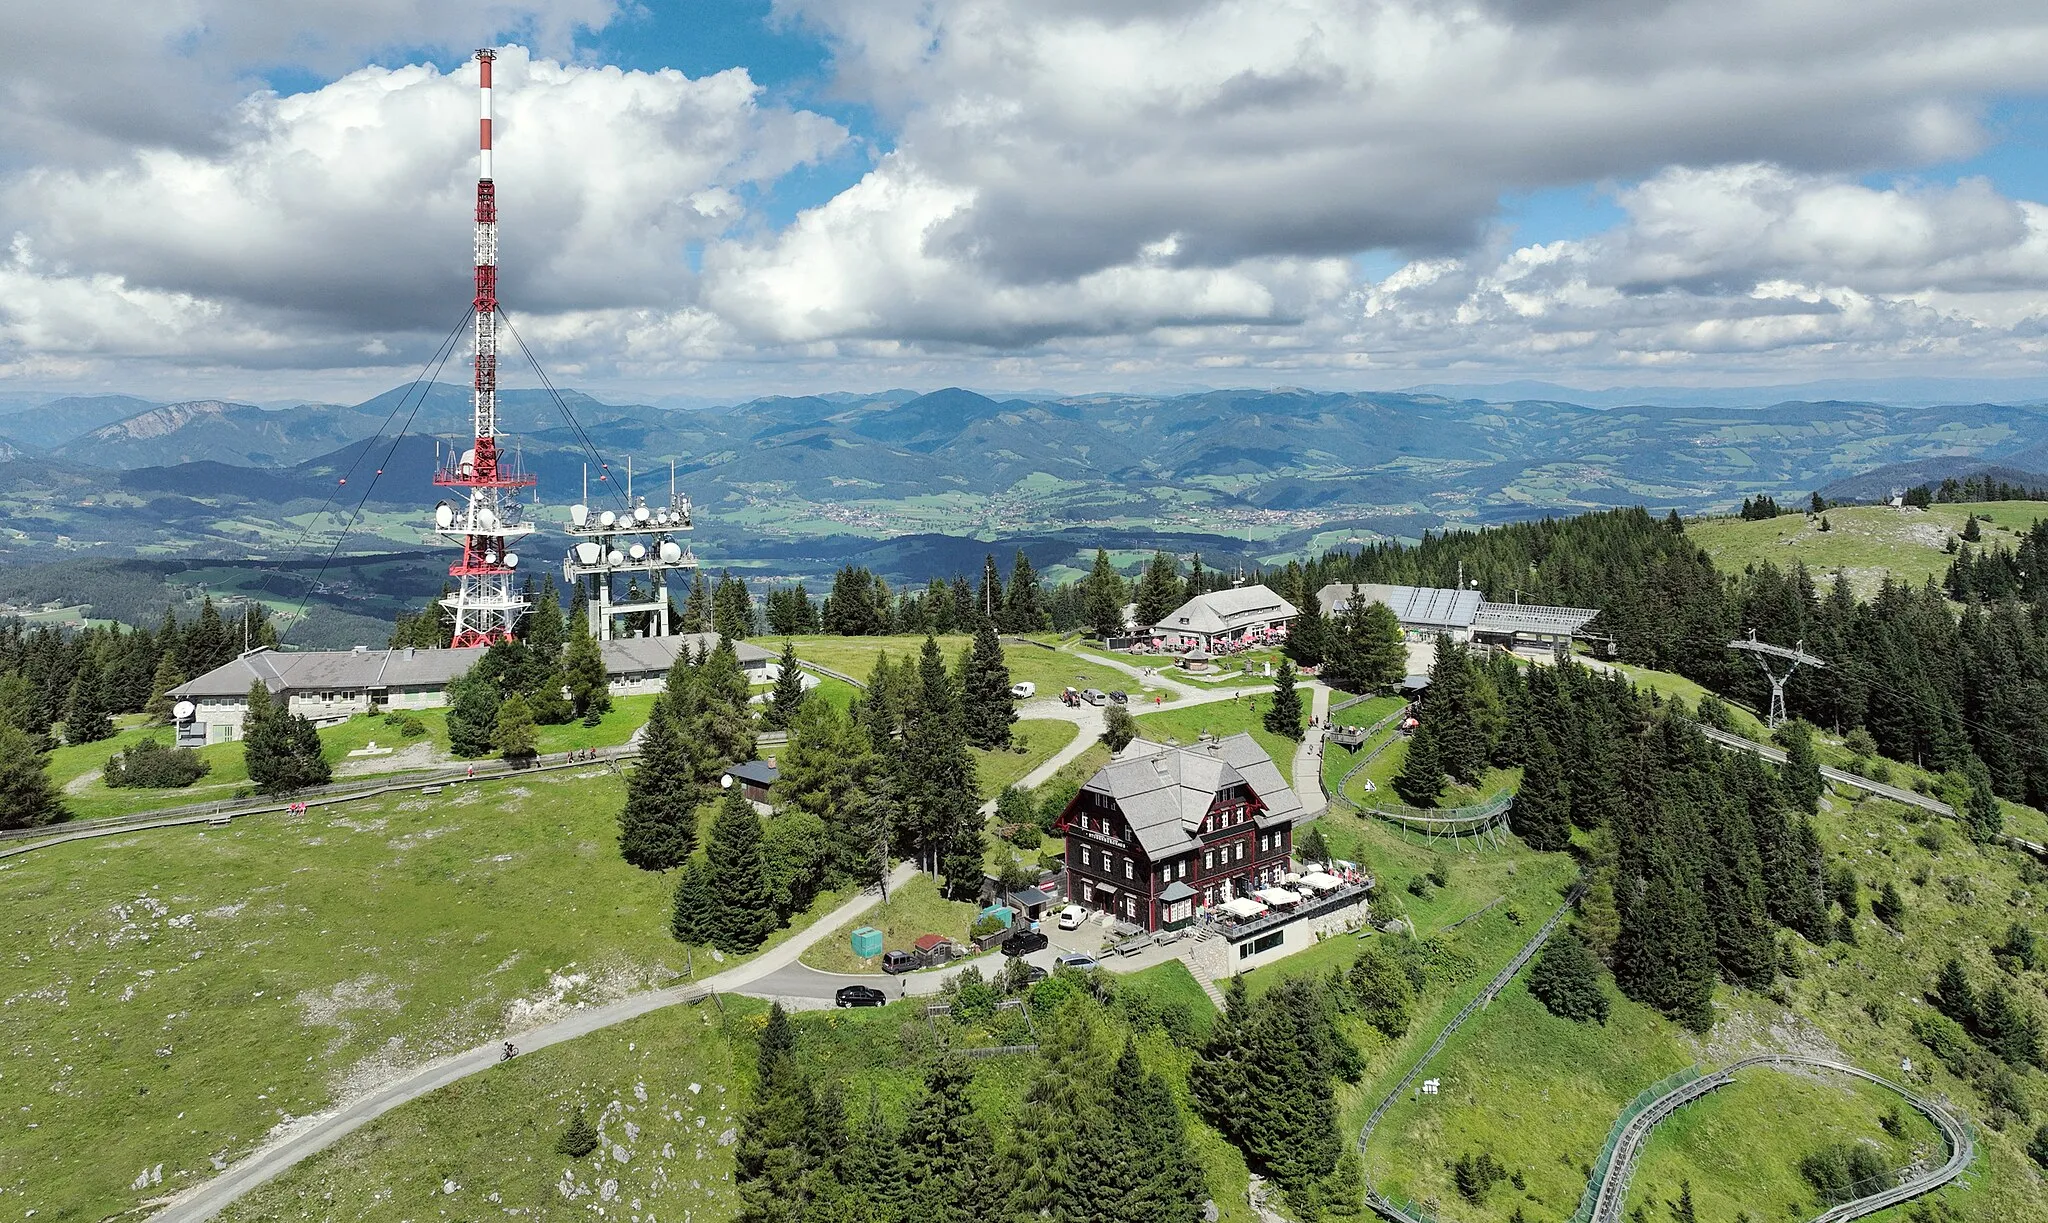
xmin=1010 ymin=681 xmax=1036 ymax=699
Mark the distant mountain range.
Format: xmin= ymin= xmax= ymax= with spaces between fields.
xmin=6 ymin=383 xmax=2048 ymax=584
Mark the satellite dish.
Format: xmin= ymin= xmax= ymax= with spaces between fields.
xmin=720 ymin=773 xmax=734 ymax=789
xmin=172 ymin=700 xmax=195 ymax=721
xmin=434 ymin=503 xmax=454 ymax=530
xmin=575 ymin=541 xmax=601 ymax=565
xmin=628 ymin=543 xmax=646 ymax=561
xmin=655 ymin=509 xmax=669 ymax=525
xmin=570 ymin=504 xmax=589 ymax=527
xmin=478 ymin=507 xmax=497 ymax=529
xmin=503 ymin=552 xmax=519 ymax=569
xmin=607 ymin=549 xmax=624 ymax=565
xmin=659 ymin=541 xmax=682 ymax=563
xmin=633 ymin=505 xmax=650 ymax=523
xmin=599 ymin=510 xmax=617 ymax=528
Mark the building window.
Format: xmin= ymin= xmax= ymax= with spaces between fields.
xmin=1123 ymin=861 xmax=1133 ymax=880
xmin=1236 ymin=842 xmax=1246 ymax=861
xmin=1204 ymin=850 xmax=1214 ymax=870
xmin=1238 ymin=931 xmax=1285 ymax=959
xmin=1081 ymin=847 xmax=1092 ymax=867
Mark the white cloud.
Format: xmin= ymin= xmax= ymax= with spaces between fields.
xmin=0 ymin=48 xmax=847 ymax=374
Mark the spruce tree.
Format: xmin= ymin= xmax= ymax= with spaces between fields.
xmin=1347 ymin=941 xmax=1415 ymax=1037
xmin=1392 ymin=720 xmax=1445 ymax=807
xmin=143 ymin=653 xmax=185 ymax=723
xmin=705 ymin=789 xmax=777 ymax=952
xmin=960 ymin=622 xmax=1016 ymax=749
xmin=778 ymin=699 xmax=879 ymax=883
xmin=1084 ymin=548 xmax=1127 ymax=639
xmin=179 ymin=596 xmax=232 ymax=677
xmin=444 ymin=669 xmax=501 ymax=758
xmin=895 ymin=636 xmax=982 ymax=895
xmin=619 ymin=697 xmax=698 ymax=870
xmin=691 ymin=638 xmax=757 ymax=774
xmin=1265 ymin=660 xmax=1304 ymax=741
xmin=1963 ymin=757 xmax=2004 ymax=842
xmin=562 ymin=617 xmax=610 ymax=720
xmin=493 ymin=693 xmax=538 ymax=759
xmin=524 ymin=579 xmax=566 ymax=667
xmin=242 ymin=681 xmax=331 ymax=794
xmin=1287 ymin=587 xmax=1328 ymax=667
xmin=1703 ymin=794 xmax=1776 ymax=989
xmin=1134 ymin=550 xmax=1183 ymax=628
xmin=1527 ymin=933 xmax=1610 ymax=1023
xmin=763 ymin=640 xmax=807 ymax=730
xmin=1777 ymin=720 xmax=1824 ymax=814
xmin=1510 ymin=728 xmax=1572 ymax=850
xmin=62 ymin=655 xmax=113 ymax=744
xmin=670 ymin=858 xmax=714 ymax=944
xmin=682 ymin=570 xmax=711 ymax=634
xmin=1004 ymin=549 xmax=1049 ymax=632
xmin=555 ymin=1106 xmax=600 ymax=1158
xmin=0 ymin=724 xmax=66 ymax=829
xmin=900 ymin=1056 xmax=999 ymax=1223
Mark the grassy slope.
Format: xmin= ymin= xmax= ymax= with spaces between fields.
xmin=1688 ymin=501 xmax=2048 ymax=597
xmin=44 ymin=695 xmax=659 ymax=823
xmin=1133 ymin=692 xmax=1302 ymax=790
xmin=971 ymin=718 xmax=1080 ymax=801
xmin=0 ymin=770 xmax=853 ymax=1221
xmin=1626 ymin=1069 xmax=1941 ymax=1223
xmin=1359 ymin=786 xmax=2048 ymax=1223
xmin=218 ymin=963 xmax=1256 ymax=1223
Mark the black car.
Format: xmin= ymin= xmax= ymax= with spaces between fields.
xmin=1108 ymin=690 xmax=1128 ymax=704
xmin=835 ymin=985 xmax=888 ymax=1008
xmin=1017 ymin=963 xmax=1049 ymax=985
xmin=1002 ymin=929 xmax=1050 ymax=956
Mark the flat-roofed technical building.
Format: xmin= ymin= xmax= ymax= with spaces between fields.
xmin=1315 ymin=582 xmax=1597 ymax=651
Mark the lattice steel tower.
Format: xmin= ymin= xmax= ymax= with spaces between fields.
xmin=433 ymin=48 xmax=535 ymax=647
xmin=1727 ymin=629 xmax=1825 ymax=729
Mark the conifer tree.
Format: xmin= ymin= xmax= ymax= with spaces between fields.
xmin=444 ymin=668 xmax=501 ymax=758
xmin=0 ymin=724 xmax=65 ymax=830
xmin=1873 ymin=880 xmax=1905 ymax=930
xmin=777 ymin=699 xmax=879 ymax=883
xmin=841 ymin=1089 xmax=907 ymax=1217
xmin=670 ymin=858 xmax=714 ymax=944
xmin=1134 ymin=550 xmax=1183 ymax=628
xmin=1347 ymin=941 xmax=1415 ymax=1037
xmin=1287 ymin=587 xmax=1328 ymax=667
xmin=691 ymin=638 xmax=758 ymax=773
xmin=524 ymin=579 xmax=566 ymax=666
xmin=1777 ymin=720 xmax=1824 ymax=814
xmin=1393 ymin=719 xmax=1445 ymax=807
xmin=1527 ymin=933 xmax=1610 ymax=1023
xmin=242 ymin=681 xmax=331 ymax=793
xmin=1265 ymin=660 xmax=1304 ymax=741
xmin=894 ymin=636 xmax=982 ymax=894
xmin=1703 ymin=793 xmax=1777 ymax=988
xmin=143 ymin=653 xmax=185 ymax=723
xmin=1084 ymin=548 xmax=1127 ymax=639
xmin=714 ymin=570 xmax=754 ymax=639
xmin=960 ymin=621 xmax=1016 ymax=749
xmin=681 ymin=570 xmax=711 ymax=634
xmin=555 ymin=1106 xmax=600 ymax=1158
xmin=1004 ymin=549 xmax=1049 ymax=632
xmin=62 ymin=656 xmax=114 ymax=745
xmin=1614 ymin=857 xmax=1718 ymax=1032
xmin=1322 ymin=589 xmax=1406 ymax=693
xmin=763 ymin=640 xmax=807 ymax=730
xmin=705 ymin=789 xmax=777 ymax=952
xmin=1102 ymin=704 xmax=1139 ymax=752
xmin=180 ymin=596 xmax=232 ymax=677
xmin=1510 ymin=728 xmax=1572 ymax=850
xmin=1963 ymin=757 xmax=2004 ymax=842
xmin=619 ymin=696 xmax=698 ymax=870
xmin=492 ymin=693 xmax=538 ymax=759
xmin=901 ymin=1056 xmax=999 ymax=1223
xmin=562 ymin=616 xmax=610 ymax=721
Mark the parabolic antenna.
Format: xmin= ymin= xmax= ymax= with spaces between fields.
xmin=600 ymin=510 xmax=617 ymax=528
xmin=628 ymin=543 xmax=646 ymax=560
xmin=607 ymin=549 xmax=624 ymax=565
xmin=659 ymin=541 xmax=682 ymax=563
xmin=172 ymin=700 xmax=196 ymax=721
xmin=435 ymin=502 xmax=455 ymax=530
xmin=503 ymin=552 xmax=519 ymax=569
xmin=634 ymin=505 xmax=650 ymax=523
xmin=575 ymin=542 xmax=602 ymax=565
xmin=570 ymin=503 xmax=589 ymax=527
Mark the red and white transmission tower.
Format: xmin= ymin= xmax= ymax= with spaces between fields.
xmin=432 ymin=47 xmax=535 ymax=647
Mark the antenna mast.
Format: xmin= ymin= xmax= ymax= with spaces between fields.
xmin=433 ymin=48 xmax=535 ymax=648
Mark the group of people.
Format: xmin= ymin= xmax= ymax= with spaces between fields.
xmin=565 ymin=748 xmax=604 ymax=762
xmin=284 ymin=801 xmax=310 ymax=816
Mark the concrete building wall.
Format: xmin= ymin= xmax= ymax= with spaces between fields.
xmin=1224 ymin=896 xmax=1371 ymax=973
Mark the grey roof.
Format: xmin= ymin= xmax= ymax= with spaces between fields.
xmin=1470 ymin=601 xmax=1599 ymax=637
xmin=1159 ymin=880 xmax=1197 ymax=902
xmin=1011 ymin=886 xmax=1053 ymax=908
xmin=1318 ymin=583 xmax=1482 ymax=629
xmin=170 ymin=631 xmax=769 ymax=701
xmin=726 ymin=759 xmax=779 ymax=787
xmin=1153 ymin=584 xmax=1298 ymax=635
xmin=1081 ymin=732 xmax=1305 ymax=859
xmin=169 ymin=646 xmax=476 ymax=698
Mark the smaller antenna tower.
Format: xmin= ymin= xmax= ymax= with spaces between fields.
xmin=1727 ymin=629 xmax=1825 ymax=729
xmin=563 ymin=460 xmax=697 ymax=640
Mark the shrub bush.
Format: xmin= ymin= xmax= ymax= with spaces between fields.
xmin=102 ymin=738 xmax=211 ymax=789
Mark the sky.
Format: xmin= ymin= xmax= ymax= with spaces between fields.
xmin=2 ymin=0 xmax=2047 ymax=405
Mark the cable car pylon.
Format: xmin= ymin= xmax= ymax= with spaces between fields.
xmin=1727 ymin=629 xmax=1825 ymax=729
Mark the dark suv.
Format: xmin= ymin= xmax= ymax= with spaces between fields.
xmin=1002 ymin=929 xmax=1050 ymax=956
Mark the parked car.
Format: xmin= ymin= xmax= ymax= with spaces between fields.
xmin=1057 ymin=904 xmax=1087 ymax=930
xmin=880 ymin=950 xmax=919 ymax=974
xmin=1081 ymin=688 xmax=1108 ymax=705
xmin=1017 ymin=963 xmax=1049 ymax=985
xmin=1010 ymin=681 xmax=1036 ymax=699
xmin=1108 ymin=690 xmax=1128 ymax=704
xmin=835 ymin=985 xmax=888 ymax=1008
xmin=1055 ymin=953 xmax=1100 ymax=971
xmin=1002 ymin=929 xmax=1050 ymax=956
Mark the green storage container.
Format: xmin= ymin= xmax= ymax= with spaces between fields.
xmin=850 ymin=925 xmax=884 ymax=959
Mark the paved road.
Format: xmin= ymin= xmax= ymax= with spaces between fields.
xmin=151 ymin=862 xmax=918 ymax=1223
